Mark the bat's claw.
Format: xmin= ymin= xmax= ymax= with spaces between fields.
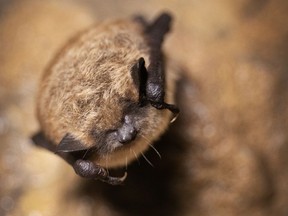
xmin=102 ymin=172 xmax=127 ymax=185
xmin=73 ymin=159 xmax=127 ymax=185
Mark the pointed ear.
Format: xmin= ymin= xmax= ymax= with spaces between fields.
xmin=56 ymin=133 xmax=89 ymax=153
xmin=131 ymin=57 xmax=148 ymax=105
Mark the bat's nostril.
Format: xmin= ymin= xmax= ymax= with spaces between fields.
xmin=117 ymin=124 xmax=137 ymax=144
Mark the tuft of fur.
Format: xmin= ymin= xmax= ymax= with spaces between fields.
xmin=36 ymin=18 xmax=176 ymax=168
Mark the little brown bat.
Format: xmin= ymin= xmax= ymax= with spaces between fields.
xmin=32 ymin=12 xmax=179 ymax=185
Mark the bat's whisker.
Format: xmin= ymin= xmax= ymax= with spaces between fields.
xmin=131 ymin=149 xmax=140 ymax=165
xmin=141 ymin=152 xmax=154 ymax=167
xmin=149 ymin=143 xmax=161 ymax=159
xmin=140 ymin=134 xmax=161 ymax=159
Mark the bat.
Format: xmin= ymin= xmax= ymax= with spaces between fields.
xmin=32 ymin=12 xmax=179 ymax=185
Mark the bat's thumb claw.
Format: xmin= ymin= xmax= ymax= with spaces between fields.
xmin=104 ymin=172 xmax=128 ymax=186
xmin=120 ymin=172 xmax=128 ymax=181
xmin=170 ymin=112 xmax=179 ymax=123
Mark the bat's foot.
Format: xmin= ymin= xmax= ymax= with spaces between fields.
xmin=150 ymin=101 xmax=179 ymax=114
xmin=150 ymin=101 xmax=180 ymax=123
xmin=73 ymin=159 xmax=127 ymax=185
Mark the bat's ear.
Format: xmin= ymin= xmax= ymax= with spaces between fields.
xmin=131 ymin=57 xmax=148 ymax=105
xmin=56 ymin=133 xmax=89 ymax=153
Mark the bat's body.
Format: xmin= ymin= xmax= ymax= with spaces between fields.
xmin=32 ymin=13 xmax=179 ymax=185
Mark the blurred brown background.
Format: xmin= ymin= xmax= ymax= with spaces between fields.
xmin=1 ymin=0 xmax=288 ymax=215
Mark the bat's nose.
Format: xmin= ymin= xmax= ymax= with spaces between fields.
xmin=117 ymin=123 xmax=137 ymax=144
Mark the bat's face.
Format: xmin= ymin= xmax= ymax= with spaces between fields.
xmin=55 ymin=58 xmax=172 ymax=168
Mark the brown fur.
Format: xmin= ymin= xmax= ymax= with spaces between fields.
xmin=37 ymin=19 xmax=175 ymax=168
